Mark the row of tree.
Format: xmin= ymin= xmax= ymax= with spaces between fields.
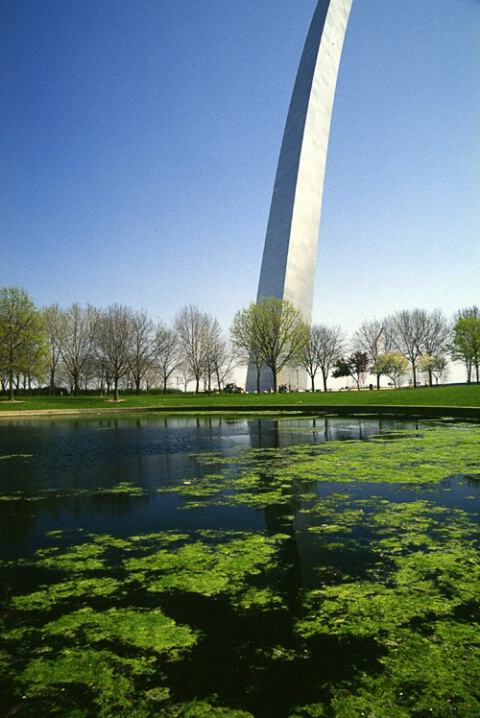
xmin=0 ymin=288 xmax=232 ymax=400
xmin=0 ymin=286 xmax=479 ymax=399
xmin=349 ymin=307 xmax=480 ymax=390
xmin=230 ymin=298 xmax=480 ymax=392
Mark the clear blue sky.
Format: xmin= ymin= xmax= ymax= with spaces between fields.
xmin=1 ymin=0 xmax=479 ymax=343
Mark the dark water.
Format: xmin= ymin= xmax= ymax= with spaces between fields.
xmin=1 ymin=415 xmax=479 ymax=718
xmin=1 ymin=414 xmax=471 ymax=562
xmin=1 ymin=414 xmax=478 ymax=562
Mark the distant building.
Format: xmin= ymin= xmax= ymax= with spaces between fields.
xmin=246 ymin=0 xmax=353 ymax=392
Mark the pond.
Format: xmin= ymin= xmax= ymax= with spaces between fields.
xmin=1 ymin=414 xmax=479 ymax=718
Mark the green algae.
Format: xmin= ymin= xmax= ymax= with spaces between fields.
xmin=43 ymin=607 xmax=198 ymax=654
xmin=5 ymin=498 xmax=478 ymax=717
xmin=155 ymin=701 xmax=254 ymax=717
xmin=290 ymin=706 xmax=327 ymax=718
xmin=271 ymin=425 xmax=480 ymax=486
xmin=1 ymin=529 xmax=290 ymax=717
xmin=162 ymin=425 xmax=480 ymax=513
xmin=145 ymin=686 xmax=170 ymax=702
xmin=34 ymin=542 xmax=107 ymax=572
xmin=326 ymin=620 xmax=480 ymax=718
xmin=0 ymin=454 xmax=32 ymax=460
xmin=93 ymin=481 xmax=147 ymax=495
xmin=2 ymin=422 xmax=480 ymax=717
xmin=21 ymin=649 xmax=156 ymax=718
xmin=10 ymin=577 xmax=120 ymax=611
xmin=293 ymin=497 xmax=480 ymax=717
xmin=0 ymin=482 xmax=147 ymax=504
xmin=126 ymin=532 xmax=288 ymax=606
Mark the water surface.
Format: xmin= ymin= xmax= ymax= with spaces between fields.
xmin=1 ymin=415 xmax=479 ymax=718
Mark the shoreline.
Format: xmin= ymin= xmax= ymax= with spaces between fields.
xmin=1 ymin=404 xmax=479 ymax=420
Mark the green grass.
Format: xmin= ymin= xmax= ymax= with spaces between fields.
xmin=0 ymin=383 xmax=479 ymax=414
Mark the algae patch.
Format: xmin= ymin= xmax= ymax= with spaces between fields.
xmin=162 ymin=425 xmax=480 ymax=513
xmin=1 ymin=422 xmax=480 ymax=717
xmin=1 ymin=529 xmax=290 ymax=717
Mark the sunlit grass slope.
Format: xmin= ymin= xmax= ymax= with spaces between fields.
xmin=0 ymin=384 xmax=479 ymax=413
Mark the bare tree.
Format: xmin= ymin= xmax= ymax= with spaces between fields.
xmin=390 ymin=309 xmax=426 ymax=387
xmin=175 ymin=361 xmax=194 ymax=392
xmin=301 ymin=327 xmax=322 ymax=392
xmin=316 ymin=325 xmax=347 ymax=392
xmin=42 ymin=304 xmax=63 ymax=394
xmin=95 ymin=304 xmax=134 ymax=401
xmin=155 ymin=322 xmax=179 ymax=393
xmin=58 ymin=303 xmax=98 ymax=396
xmin=203 ymin=320 xmax=232 ymax=392
xmin=352 ymin=318 xmax=391 ymax=389
xmin=128 ymin=310 xmax=155 ymax=394
xmin=215 ymin=348 xmax=236 ymax=391
xmin=174 ymin=305 xmax=212 ymax=394
xmin=453 ymin=305 xmax=480 ymax=322
xmin=353 ymin=319 xmax=384 ymax=359
xmin=301 ymin=324 xmax=346 ymax=392
xmin=418 ymin=309 xmax=450 ymax=385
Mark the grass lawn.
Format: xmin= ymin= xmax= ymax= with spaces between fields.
xmin=0 ymin=383 xmax=479 ymax=414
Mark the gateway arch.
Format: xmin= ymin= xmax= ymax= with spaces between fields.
xmin=246 ymin=0 xmax=353 ymax=392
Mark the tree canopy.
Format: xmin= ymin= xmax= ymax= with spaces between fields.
xmin=0 ymin=287 xmax=46 ymax=400
xmin=332 ymin=351 xmax=370 ymax=391
xmin=231 ymin=297 xmax=309 ymax=392
xmin=0 ymin=286 xmax=478 ymax=395
xmin=450 ymin=316 xmax=480 ymax=384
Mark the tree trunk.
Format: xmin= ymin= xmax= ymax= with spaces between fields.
xmin=322 ymin=369 xmax=328 ymax=393
xmin=412 ymin=365 xmax=417 ymax=388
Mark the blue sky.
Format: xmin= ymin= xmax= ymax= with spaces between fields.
xmin=1 ymin=0 xmax=479 ymax=346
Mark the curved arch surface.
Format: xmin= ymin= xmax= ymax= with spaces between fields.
xmin=247 ymin=0 xmax=353 ymax=392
